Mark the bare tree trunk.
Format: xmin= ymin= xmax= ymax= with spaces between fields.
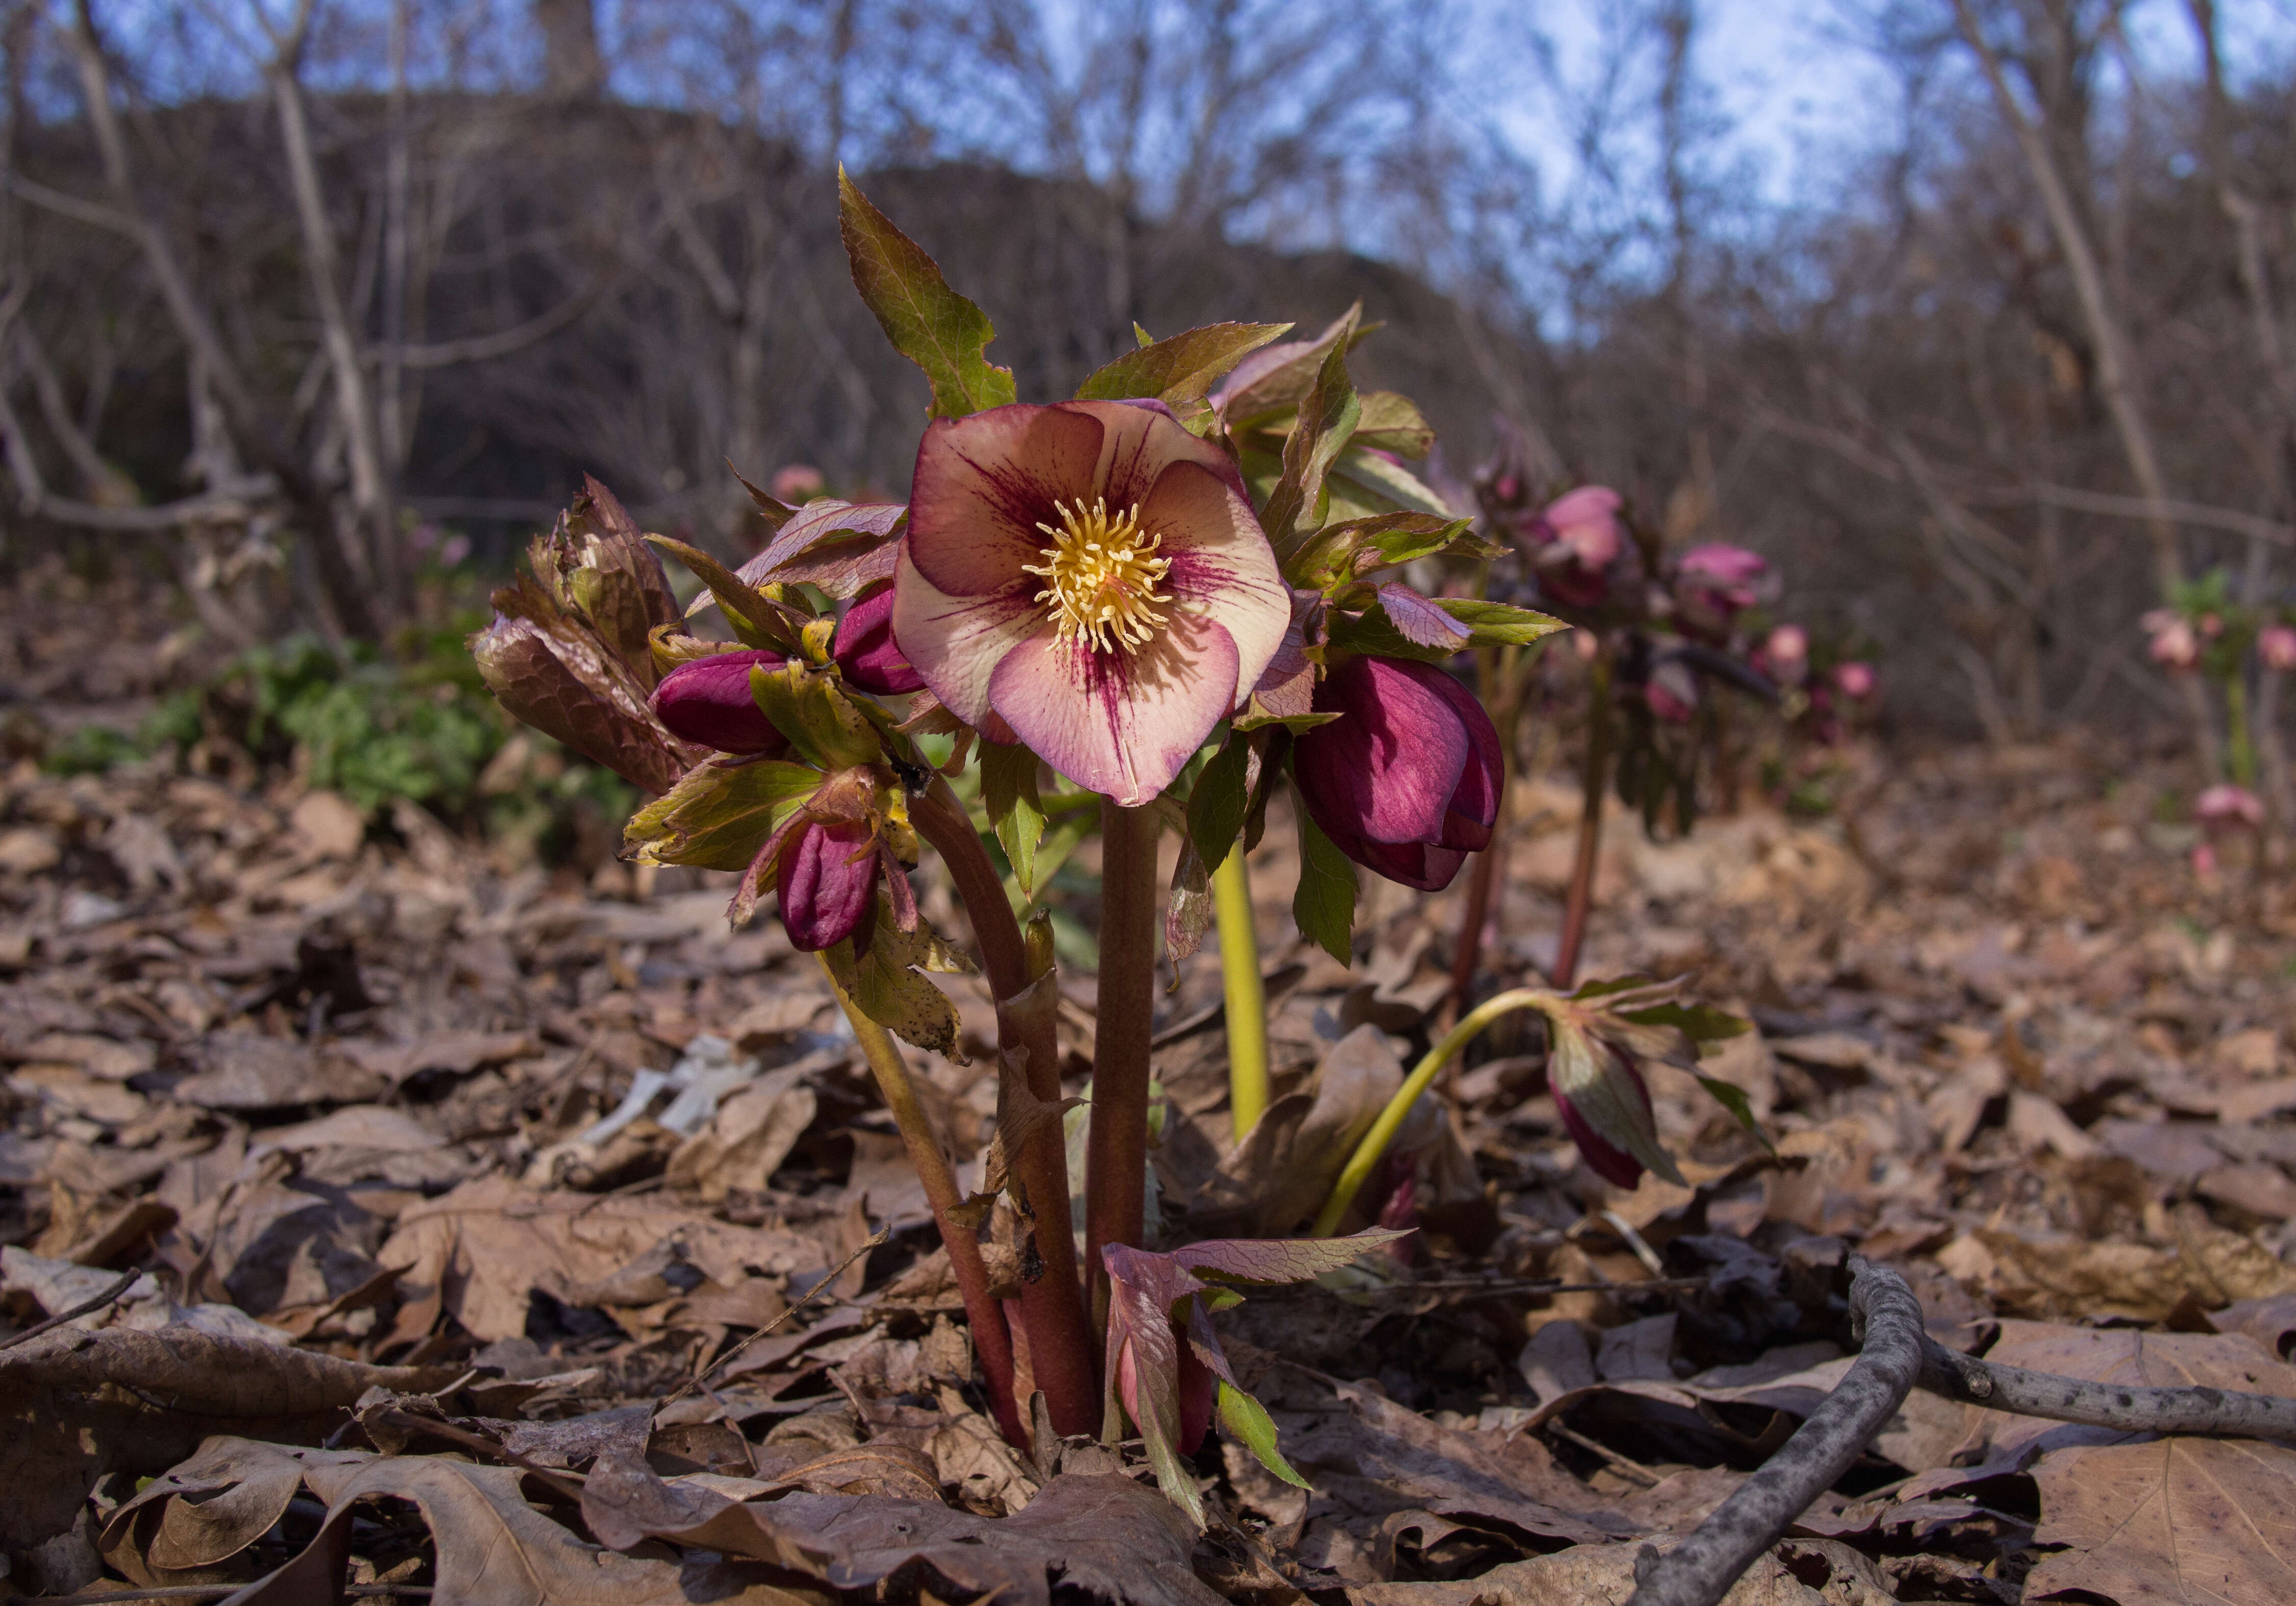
xmin=1954 ymin=0 xmax=2215 ymax=770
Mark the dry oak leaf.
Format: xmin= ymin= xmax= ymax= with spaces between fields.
xmin=0 ymin=1324 xmax=460 ymax=1551
xmin=1346 ymin=1534 xmax=1894 ymax=1606
xmin=1969 ymin=1323 xmax=2296 ymax=1606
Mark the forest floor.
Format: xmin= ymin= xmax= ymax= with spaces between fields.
xmin=5 ymin=573 xmax=2296 ymax=1606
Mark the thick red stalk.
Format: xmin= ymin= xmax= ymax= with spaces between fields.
xmin=1083 ymin=797 xmax=1160 ymax=1331
xmin=1551 ymin=654 xmax=1613 ymax=989
xmin=909 ymin=777 xmax=1098 ymax=1434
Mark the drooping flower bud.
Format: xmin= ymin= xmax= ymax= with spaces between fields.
xmin=1644 ymin=657 xmax=1700 ymax=724
xmin=1521 ymin=486 xmax=1625 ymax=611
xmin=1673 ymin=543 xmax=1766 ymax=636
xmin=1292 ymin=655 xmax=1502 ymax=891
xmin=647 ymin=650 xmax=793 ymax=756
xmin=833 ymin=582 xmax=924 ymax=695
xmin=2196 ymin=784 xmax=2264 ymax=833
xmin=1527 ymin=981 xmax=1717 ymax=1191
xmin=776 ymin=816 xmax=881 ymax=951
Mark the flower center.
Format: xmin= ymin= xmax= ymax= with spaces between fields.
xmin=1021 ymin=497 xmax=1173 ymax=654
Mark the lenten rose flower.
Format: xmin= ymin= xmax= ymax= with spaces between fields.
xmin=2261 ymin=624 xmax=2296 ymax=673
xmin=834 ymin=582 xmax=924 ymax=695
xmin=1520 ymin=485 xmax=1624 ymax=610
xmin=2142 ymin=609 xmax=2199 ymax=670
xmin=892 ymin=401 xmax=1289 ymax=806
xmin=2196 ymin=783 xmax=2264 ymax=832
xmin=649 ymin=649 xmax=791 ymax=757
xmin=1674 ymin=543 xmax=1766 ymax=635
xmin=1291 ymin=655 xmax=1502 ymax=891
xmin=1832 ymin=661 xmax=1877 ymax=700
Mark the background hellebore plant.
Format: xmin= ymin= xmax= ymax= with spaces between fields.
xmin=469 ymin=172 xmax=1760 ymax=1519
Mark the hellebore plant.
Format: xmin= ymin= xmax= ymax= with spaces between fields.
xmin=470 ymin=174 xmax=1756 ymax=1520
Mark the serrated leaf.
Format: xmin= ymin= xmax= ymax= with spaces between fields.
xmin=1292 ymin=799 xmax=1356 ymax=963
xmin=1696 ymin=1075 xmax=1774 ymax=1151
xmin=980 ymin=743 xmax=1045 ymax=898
xmin=735 ymin=498 xmax=907 ymax=599
xmin=1435 ymin=597 xmax=1570 ymax=647
xmin=1075 ymin=322 xmax=1292 ymax=407
xmin=1231 ymin=702 xmax=1341 ymax=734
xmin=624 ymin=757 xmax=820 ymax=870
xmin=837 ymin=169 xmax=1015 ymax=419
xmin=646 ymin=534 xmax=800 ymax=651
xmin=825 ymin=902 xmax=969 ymax=1061
xmin=1330 ymin=446 xmax=1454 ymax=516
xmin=1218 ymin=1382 xmax=1313 ymax=1490
xmin=1187 ymin=736 xmax=1251 ymax=871
xmin=1350 ymin=391 xmax=1434 ymax=459
xmin=1260 ymin=314 xmax=1361 ymax=551
xmin=1216 ymin=307 xmax=1366 ymax=427
xmin=1323 ymin=605 xmax=1465 ymax=665
xmin=1377 ymin=583 xmax=1475 ymax=652
xmin=747 ymin=662 xmax=883 ymax=772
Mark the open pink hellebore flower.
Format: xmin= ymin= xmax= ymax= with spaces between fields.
xmin=1523 ymin=485 xmax=1624 ymax=610
xmin=648 ymin=649 xmax=792 ymax=757
xmin=1676 ymin=543 xmax=1766 ymax=613
xmin=834 ymin=582 xmax=924 ymax=695
xmin=1291 ymin=655 xmax=1502 ymax=891
xmin=2260 ymin=624 xmax=2296 ymax=672
xmin=892 ymin=400 xmax=1288 ymax=807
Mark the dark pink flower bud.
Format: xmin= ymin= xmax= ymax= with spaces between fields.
xmin=833 ymin=582 xmax=924 ymax=695
xmin=776 ymin=817 xmax=881 ymax=952
xmin=648 ymin=649 xmax=791 ymax=755
xmin=1293 ymin=656 xmax=1502 ymax=892
xmin=1553 ymin=1081 xmax=1653 ymax=1189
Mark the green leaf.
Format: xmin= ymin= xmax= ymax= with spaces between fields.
xmin=1218 ymin=1382 xmax=1313 ymax=1491
xmin=1350 ymin=391 xmax=1434 ymax=459
xmin=645 ymin=535 xmax=800 ymax=651
xmin=837 ymin=169 xmax=1015 ymax=419
xmin=980 ymin=742 xmax=1046 ymax=899
xmin=747 ymin=662 xmax=883 ymax=772
xmin=1324 ymin=605 xmax=1463 ymax=665
xmin=1260 ymin=313 xmax=1362 ymax=552
xmin=1435 ymin=597 xmax=1570 ymax=647
xmin=1186 ymin=735 xmax=1251 ymax=871
xmin=1696 ymin=1074 xmax=1774 ymax=1153
xmin=825 ymin=903 xmax=972 ymax=1060
xmin=1286 ymin=512 xmax=1475 ymax=591
xmin=1620 ymin=1001 xmax=1753 ymax=1043
xmin=1291 ymin=797 xmax=1356 ymax=963
xmin=1329 ymin=446 xmax=1453 ymax=516
xmin=1074 ymin=322 xmax=1293 ymax=407
xmin=624 ymin=757 xmax=820 ymax=871
xmin=1231 ymin=702 xmax=1341 ymax=734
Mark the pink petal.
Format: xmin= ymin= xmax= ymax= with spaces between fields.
xmin=907 ymin=404 xmax=1104 ymax=596
xmin=834 ymin=582 xmax=924 ymax=694
xmin=891 ymin=546 xmax=1046 ymax=727
xmin=1542 ymin=485 xmax=1623 ymax=566
xmin=1081 ymin=397 xmax=1256 ymax=507
xmin=1418 ymin=663 xmax=1502 ymax=851
xmin=1143 ymin=459 xmax=1290 ymax=709
xmin=777 ymin=818 xmax=880 ymax=952
xmin=1297 ymin=656 xmax=1469 ymax=847
xmin=988 ymin=610 xmax=1239 ymax=807
xmin=1344 ymin=833 xmax=1469 ymax=893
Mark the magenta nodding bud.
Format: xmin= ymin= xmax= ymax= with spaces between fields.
xmin=777 ymin=817 xmax=880 ymax=952
xmin=1293 ymin=655 xmax=1502 ymax=892
xmin=648 ymin=649 xmax=792 ymax=756
xmin=834 ymin=582 xmax=924 ymax=695
xmin=1554 ymin=1085 xmax=1649 ymax=1189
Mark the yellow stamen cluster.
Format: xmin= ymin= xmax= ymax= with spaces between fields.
xmin=1021 ymin=497 xmax=1173 ymax=654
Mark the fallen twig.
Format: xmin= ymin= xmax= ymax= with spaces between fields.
xmin=0 ymin=1268 xmax=142 ymax=1353
xmin=1626 ymin=1255 xmax=2296 ymax=1606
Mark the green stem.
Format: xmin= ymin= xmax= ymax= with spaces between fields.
xmin=1552 ymin=652 xmax=1613 ymax=989
xmin=1212 ymin=848 xmax=1270 ymax=1143
xmin=2228 ymin=674 xmax=2257 ymax=789
xmin=907 ymin=777 xmax=1098 ymax=1435
xmin=817 ymin=952 xmax=1024 ymax=1444
xmin=1084 ymin=797 xmax=1160 ymax=1331
xmin=1311 ymin=988 xmax=1555 ymax=1236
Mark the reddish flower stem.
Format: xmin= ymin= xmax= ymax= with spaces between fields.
xmin=1552 ymin=652 xmax=1613 ymax=989
xmin=908 ymin=776 xmax=1099 ymax=1436
xmin=1084 ymin=797 xmax=1160 ymax=1332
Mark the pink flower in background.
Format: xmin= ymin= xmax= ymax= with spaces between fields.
xmin=892 ymin=400 xmax=1288 ymax=806
xmin=1521 ymin=485 xmax=1624 ymax=610
xmin=771 ymin=464 xmax=826 ymax=503
xmin=834 ymin=582 xmax=924 ymax=695
xmin=1765 ymin=623 xmax=1808 ymax=669
xmin=1292 ymin=655 xmax=1503 ymax=891
xmin=1675 ymin=543 xmax=1766 ymax=614
xmin=2143 ymin=609 xmax=2200 ymax=670
xmin=648 ymin=649 xmax=792 ymax=757
xmin=1644 ymin=658 xmax=1699 ymax=724
xmin=1833 ymin=661 xmax=1877 ymax=700
xmin=2260 ymin=624 xmax=2296 ymax=672
xmin=2196 ymin=784 xmax=2264 ymax=832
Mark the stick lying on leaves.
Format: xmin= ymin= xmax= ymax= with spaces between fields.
xmin=1625 ymin=1255 xmax=2296 ymax=1606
